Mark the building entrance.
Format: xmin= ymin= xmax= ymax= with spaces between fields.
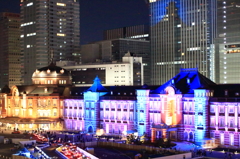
xmin=88 ymin=126 xmax=93 ymax=133
xmin=39 ymin=124 xmax=50 ymax=130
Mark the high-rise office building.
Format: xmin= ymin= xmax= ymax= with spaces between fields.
xmin=81 ymin=38 xmax=150 ymax=84
xmin=20 ymin=0 xmax=80 ymax=85
xmin=150 ymin=0 xmax=217 ymax=85
xmin=103 ymin=25 xmax=150 ymax=84
xmin=104 ymin=24 xmax=149 ymax=41
xmin=0 ymin=12 xmax=21 ymax=89
xmin=215 ymin=0 xmax=240 ymax=84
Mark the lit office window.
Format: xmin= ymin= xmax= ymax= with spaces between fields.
xmin=57 ymin=33 xmax=65 ymax=36
xmin=26 ymin=2 xmax=33 ymax=7
xmin=57 ymin=3 xmax=66 ymax=6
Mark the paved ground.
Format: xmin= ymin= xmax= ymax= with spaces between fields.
xmin=94 ymin=147 xmax=133 ymax=159
xmin=0 ymin=130 xmax=31 ymax=159
xmin=1 ymin=129 xmax=240 ymax=159
xmin=173 ymin=141 xmax=240 ymax=159
xmin=0 ymin=143 xmax=19 ymax=159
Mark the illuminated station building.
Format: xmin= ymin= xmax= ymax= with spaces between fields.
xmin=0 ymin=62 xmax=71 ymax=130
xmin=1 ymin=63 xmax=240 ymax=147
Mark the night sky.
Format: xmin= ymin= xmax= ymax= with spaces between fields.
xmin=0 ymin=0 xmax=149 ymax=44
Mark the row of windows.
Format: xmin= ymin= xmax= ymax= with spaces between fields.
xmin=101 ymin=103 xmax=134 ymax=109
xmin=34 ymin=80 xmax=66 ymax=84
xmin=114 ymin=76 xmax=126 ymax=78
xmin=64 ymin=110 xmax=83 ymax=118
xmin=114 ymin=65 xmax=125 ymax=67
xmin=64 ymin=102 xmax=84 ymax=107
xmin=73 ymin=68 xmax=105 ymax=71
xmin=183 ymin=102 xmax=194 ymax=111
xmin=210 ymin=118 xmax=236 ymax=128
xmin=210 ymin=105 xmax=238 ymax=113
xmin=13 ymin=109 xmax=57 ymax=117
xmin=72 ymin=81 xmax=87 ymax=84
xmin=115 ymin=80 xmax=125 ymax=82
xmin=101 ymin=111 xmax=134 ymax=121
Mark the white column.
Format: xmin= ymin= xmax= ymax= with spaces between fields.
xmin=235 ymin=105 xmax=238 ymax=127
xmin=22 ymin=94 xmax=27 ymax=109
xmin=114 ymin=102 xmax=117 ymax=120
xmin=215 ymin=105 xmax=218 ymax=126
xmin=109 ymin=102 xmax=111 ymax=119
xmin=128 ymin=102 xmax=130 ymax=121
xmin=120 ymin=103 xmax=123 ymax=121
xmin=225 ymin=105 xmax=228 ymax=129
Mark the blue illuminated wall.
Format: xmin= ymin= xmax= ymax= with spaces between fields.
xmin=193 ymin=89 xmax=210 ymax=145
xmin=83 ymin=76 xmax=108 ymax=133
xmin=83 ymin=91 xmax=100 ymax=133
xmin=62 ymin=69 xmax=223 ymax=146
xmin=150 ymin=0 xmax=184 ymax=26
xmin=136 ymin=89 xmax=150 ymax=136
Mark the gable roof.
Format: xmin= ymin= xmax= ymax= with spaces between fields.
xmin=153 ymin=68 xmax=216 ymax=94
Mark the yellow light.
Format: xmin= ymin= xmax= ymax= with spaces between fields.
xmin=56 ymin=3 xmax=66 ymax=6
xmin=149 ymin=0 xmax=156 ymax=3
xmin=96 ymin=129 xmax=104 ymax=136
xmin=57 ymin=33 xmax=65 ymax=36
xmin=60 ymin=69 xmax=64 ymax=74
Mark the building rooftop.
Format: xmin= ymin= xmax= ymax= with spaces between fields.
xmin=153 ymin=68 xmax=216 ymax=94
xmin=87 ymin=76 xmax=108 ymax=92
xmin=35 ymin=62 xmax=70 ymax=77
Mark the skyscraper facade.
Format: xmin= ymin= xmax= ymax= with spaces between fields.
xmin=150 ymin=0 xmax=217 ymax=85
xmin=0 ymin=12 xmax=21 ymax=88
xmin=20 ymin=0 xmax=80 ymax=85
xmin=103 ymin=25 xmax=150 ymax=84
xmin=215 ymin=0 xmax=240 ymax=84
xmin=104 ymin=24 xmax=149 ymax=41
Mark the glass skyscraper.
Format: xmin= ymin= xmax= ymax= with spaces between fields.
xmin=20 ymin=0 xmax=80 ymax=84
xmin=215 ymin=0 xmax=240 ymax=84
xmin=104 ymin=24 xmax=149 ymax=41
xmin=150 ymin=0 xmax=217 ymax=85
xmin=0 ymin=12 xmax=21 ymax=88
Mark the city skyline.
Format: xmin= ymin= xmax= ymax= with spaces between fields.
xmin=2 ymin=0 xmax=240 ymax=152
xmin=1 ymin=1 xmax=240 ymax=86
xmin=0 ymin=0 xmax=149 ymax=45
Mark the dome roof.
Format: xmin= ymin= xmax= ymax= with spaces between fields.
xmin=32 ymin=62 xmax=71 ymax=78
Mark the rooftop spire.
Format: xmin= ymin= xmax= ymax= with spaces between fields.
xmin=87 ymin=76 xmax=108 ymax=92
